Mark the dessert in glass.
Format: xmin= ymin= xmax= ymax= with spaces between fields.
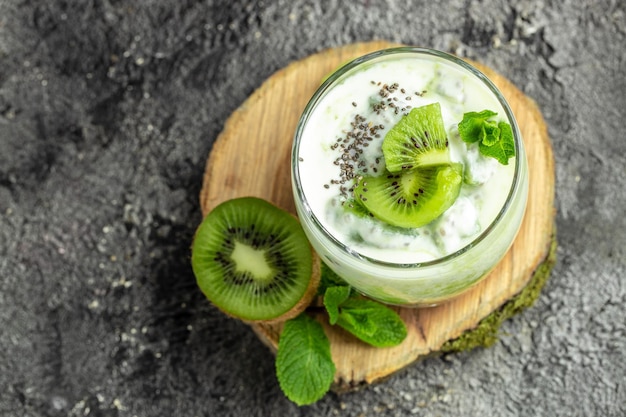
xmin=291 ymin=47 xmax=528 ymax=306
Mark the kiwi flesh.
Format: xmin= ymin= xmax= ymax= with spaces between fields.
xmin=353 ymin=163 xmax=463 ymax=229
xmin=342 ymin=197 xmax=373 ymax=219
xmin=381 ymin=103 xmax=450 ymax=172
xmin=191 ymin=197 xmax=320 ymax=323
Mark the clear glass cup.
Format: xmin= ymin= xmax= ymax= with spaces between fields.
xmin=291 ymin=47 xmax=528 ymax=306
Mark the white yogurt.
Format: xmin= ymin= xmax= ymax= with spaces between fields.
xmin=292 ymin=48 xmax=528 ymax=305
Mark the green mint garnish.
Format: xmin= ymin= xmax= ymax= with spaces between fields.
xmin=480 ymin=120 xmax=501 ymax=146
xmin=458 ymin=110 xmax=515 ymax=165
xmin=276 ymin=263 xmax=408 ymax=405
xmin=322 ymin=267 xmax=407 ymax=348
xmin=323 ymin=285 xmax=352 ymax=325
xmin=275 ymin=313 xmax=336 ymax=406
xmin=479 ymin=121 xmax=515 ymax=165
xmin=457 ymin=109 xmax=497 ymax=143
xmin=329 ymin=297 xmax=408 ymax=348
xmin=317 ymin=262 xmax=349 ymax=296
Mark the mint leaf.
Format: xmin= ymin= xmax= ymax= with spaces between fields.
xmin=276 ymin=314 xmax=335 ymax=406
xmin=498 ymin=121 xmax=516 ymax=159
xmin=319 ymin=262 xmax=407 ymax=347
xmin=318 ymin=262 xmax=348 ymax=296
xmin=478 ymin=121 xmax=515 ymax=165
xmin=335 ymin=298 xmax=407 ymax=348
xmin=458 ymin=110 xmax=515 ymax=164
xmin=480 ymin=120 xmax=500 ymax=146
xmin=458 ymin=110 xmax=498 ymax=144
xmin=323 ymin=286 xmax=352 ymax=325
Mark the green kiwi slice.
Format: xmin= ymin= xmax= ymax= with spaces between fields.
xmin=353 ymin=163 xmax=463 ymax=228
xmin=342 ymin=197 xmax=373 ymax=219
xmin=381 ymin=103 xmax=450 ymax=172
xmin=191 ymin=197 xmax=320 ymax=323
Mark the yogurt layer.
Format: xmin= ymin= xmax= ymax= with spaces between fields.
xmin=296 ymin=55 xmax=516 ymax=264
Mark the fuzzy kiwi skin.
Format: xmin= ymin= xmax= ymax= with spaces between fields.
xmin=191 ymin=197 xmax=321 ymax=324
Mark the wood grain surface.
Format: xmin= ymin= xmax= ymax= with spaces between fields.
xmin=199 ymin=41 xmax=555 ymax=390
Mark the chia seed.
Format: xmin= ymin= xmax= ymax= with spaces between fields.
xmin=324 ymin=79 xmax=414 ymax=198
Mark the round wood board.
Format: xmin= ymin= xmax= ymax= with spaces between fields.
xmin=199 ymin=41 xmax=556 ymax=391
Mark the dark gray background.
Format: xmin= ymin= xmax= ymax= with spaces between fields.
xmin=1 ymin=1 xmax=624 ymax=416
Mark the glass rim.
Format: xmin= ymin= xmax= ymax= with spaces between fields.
xmin=291 ymin=46 xmax=524 ymax=268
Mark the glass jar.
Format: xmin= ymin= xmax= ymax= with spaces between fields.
xmin=291 ymin=47 xmax=528 ymax=306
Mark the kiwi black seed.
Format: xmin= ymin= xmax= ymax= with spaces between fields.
xmin=353 ymin=163 xmax=463 ymax=228
xmin=382 ymin=102 xmax=451 ymax=172
xmin=191 ymin=197 xmax=320 ymax=323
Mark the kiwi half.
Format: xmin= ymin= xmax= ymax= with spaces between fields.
xmin=352 ymin=102 xmax=462 ymax=228
xmin=354 ymin=163 xmax=463 ymax=229
xmin=381 ymin=103 xmax=450 ymax=172
xmin=191 ymin=197 xmax=320 ymax=323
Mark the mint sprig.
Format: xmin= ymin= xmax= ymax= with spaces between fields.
xmin=458 ymin=110 xmax=515 ymax=165
xmin=323 ymin=285 xmax=352 ymax=324
xmin=330 ymin=297 xmax=408 ymax=347
xmin=276 ymin=264 xmax=408 ymax=405
xmin=276 ymin=313 xmax=336 ymax=406
xmin=317 ymin=262 xmax=349 ymax=296
xmin=479 ymin=121 xmax=515 ymax=164
xmin=321 ymin=267 xmax=407 ymax=348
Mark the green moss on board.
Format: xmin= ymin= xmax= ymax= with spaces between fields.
xmin=441 ymin=233 xmax=557 ymax=353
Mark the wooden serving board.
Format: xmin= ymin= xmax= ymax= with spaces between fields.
xmin=200 ymin=41 xmax=555 ymax=391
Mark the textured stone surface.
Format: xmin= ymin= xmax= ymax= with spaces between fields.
xmin=1 ymin=1 xmax=624 ymax=416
